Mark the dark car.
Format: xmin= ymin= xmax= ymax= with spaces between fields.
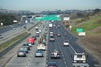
xmin=50 ymin=36 xmax=55 ymax=42
xmin=57 ymin=33 xmax=61 ymax=37
xmin=32 ymin=36 xmax=36 ymax=40
xmin=22 ymin=44 xmax=30 ymax=50
xmin=17 ymin=50 xmax=26 ymax=57
xmin=47 ymin=62 xmax=58 ymax=67
xmin=35 ymin=33 xmax=39 ymax=37
xmin=19 ymin=47 xmax=28 ymax=53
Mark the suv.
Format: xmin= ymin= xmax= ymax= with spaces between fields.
xmin=50 ymin=36 xmax=55 ymax=41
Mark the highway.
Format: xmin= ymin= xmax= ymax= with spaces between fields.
xmin=1 ymin=21 xmax=100 ymax=67
xmin=46 ymin=21 xmax=100 ymax=67
xmin=4 ymin=21 xmax=48 ymax=67
xmin=0 ymin=20 xmax=39 ymax=44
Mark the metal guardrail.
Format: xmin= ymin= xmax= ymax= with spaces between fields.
xmin=0 ymin=21 xmax=40 ymax=57
xmin=0 ymin=33 xmax=30 ymax=57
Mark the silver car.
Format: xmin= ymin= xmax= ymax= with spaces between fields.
xmin=35 ymin=50 xmax=43 ymax=57
xmin=17 ymin=50 xmax=26 ymax=57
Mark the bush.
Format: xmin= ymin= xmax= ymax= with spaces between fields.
xmin=0 ymin=14 xmax=16 ymax=26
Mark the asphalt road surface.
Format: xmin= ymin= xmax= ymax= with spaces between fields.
xmin=4 ymin=21 xmax=48 ymax=67
xmin=0 ymin=21 xmax=39 ymax=44
xmin=1 ymin=21 xmax=100 ymax=67
xmin=46 ymin=21 xmax=100 ymax=67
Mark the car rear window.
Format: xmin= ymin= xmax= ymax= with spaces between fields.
xmin=48 ymin=63 xmax=57 ymax=66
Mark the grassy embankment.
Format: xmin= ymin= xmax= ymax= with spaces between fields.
xmin=0 ymin=32 xmax=28 ymax=52
xmin=71 ymin=15 xmax=101 ymax=58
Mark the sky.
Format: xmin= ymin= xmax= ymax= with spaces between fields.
xmin=0 ymin=0 xmax=101 ymax=12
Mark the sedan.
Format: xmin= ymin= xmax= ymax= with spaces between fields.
xmin=57 ymin=33 xmax=61 ymax=37
xmin=22 ymin=44 xmax=30 ymax=50
xmin=63 ymin=40 xmax=69 ymax=46
xmin=47 ymin=62 xmax=58 ymax=67
xmin=35 ymin=50 xmax=43 ymax=57
xmin=17 ymin=50 xmax=26 ymax=57
xmin=19 ymin=47 xmax=28 ymax=53
xmin=32 ymin=36 xmax=36 ymax=40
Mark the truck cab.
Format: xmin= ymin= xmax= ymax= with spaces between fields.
xmin=72 ymin=53 xmax=89 ymax=67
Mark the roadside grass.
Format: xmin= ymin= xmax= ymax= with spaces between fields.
xmin=70 ymin=14 xmax=101 ymax=60
xmin=0 ymin=32 xmax=28 ymax=52
xmin=71 ymin=15 xmax=101 ymax=35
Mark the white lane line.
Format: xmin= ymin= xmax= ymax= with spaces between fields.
xmin=60 ymin=25 xmax=77 ymax=53
xmin=94 ymin=64 xmax=100 ymax=67
xmin=56 ymin=38 xmax=68 ymax=67
xmin=63 ymin=58 xmax=65 ymax=60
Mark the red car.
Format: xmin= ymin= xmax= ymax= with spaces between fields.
xmin=28 ymin=38 xmax=34 ymax=44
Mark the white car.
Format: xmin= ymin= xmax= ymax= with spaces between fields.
xmin=37 ymin=44 xmax=46 ymax=50
xmin=63 ymin=40 xmax=69 ymax=46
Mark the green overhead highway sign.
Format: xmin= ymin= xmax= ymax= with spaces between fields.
xmin=34 ymin=15 xmax=60 ymax=21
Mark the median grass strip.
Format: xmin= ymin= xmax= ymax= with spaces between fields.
xmin=0 ymin=32 xmax=28 ymax=52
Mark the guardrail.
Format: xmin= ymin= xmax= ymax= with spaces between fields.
xmin=0 ymin=33 xmax=30 ymax=57
xmin=0 ymin=21 xmax=40 ymax=57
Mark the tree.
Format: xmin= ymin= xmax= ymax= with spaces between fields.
xmin=94 ymin=9 xmax=101 ymax=14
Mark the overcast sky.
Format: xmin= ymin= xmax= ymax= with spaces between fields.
xmin=0 ymin=0 xmax=101 ymax=12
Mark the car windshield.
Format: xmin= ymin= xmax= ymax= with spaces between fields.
xmin=36 ymin=50 xmax=42 ymax=53
xmin=23 ymin=44 xmax=28 ymax=46
xmin=18 ymin=50 xmax=25 ymax=52
xmin=50 ymin=36 xmax=54 ymax=38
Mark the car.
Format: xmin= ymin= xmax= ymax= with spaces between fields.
xmin=55 ymin=27 xmax=58 ymax=29
xmin=50 ymin=36 xmax=55 ymax=41
xmin=32 ymin=36 xmax=36 ymax=40
xmin=47 ymin=62 xmax=58 ymax=67
xmin=0 ymin=34 xmax=3 ymax=39
xmin=36 ymin=31 xmax=40 ymax=35
xmin=45 ymin=31 xmax=47 ymax=34
xmin=28 ymin=38 xmax=35 ymax=44
xmin=27 ymin=42 xmax=32 ymax=47
xmin=19 ymin=47 xmax=28 ymax=53
xmin=53 ymin=33 xmax=57 ymax=36
xmin=35 ymin=33 xmax=39 ymax=37
xmin=57 ymin=33 xmax=61 ymax=37
xmin=22 ymin=44 xmax=30 ymax=50
xmin=37 ymin=44 xmax=46 ymax=50
xmin=35 ymin=50 xmax=43 ymax=57
xmin=58 ymin=25 xmax=60 ymax=28
xmin=63 ymin=40 xmax=69 ymax=46
xmin=17 ymin=50 xmax=26 ymax=57
xmin=51 ymin=49 xmax=60 ymax=59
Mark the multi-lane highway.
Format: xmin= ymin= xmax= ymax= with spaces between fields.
xmin=0 ymin=21 xmax=100 ymax=67
xmin=0 ymin=20 xmax=39 ymax=44
xmin=4 ymin=21 xmax=48 ymax=67
xmin=46 ymin=21 xmax=100 ymax=67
